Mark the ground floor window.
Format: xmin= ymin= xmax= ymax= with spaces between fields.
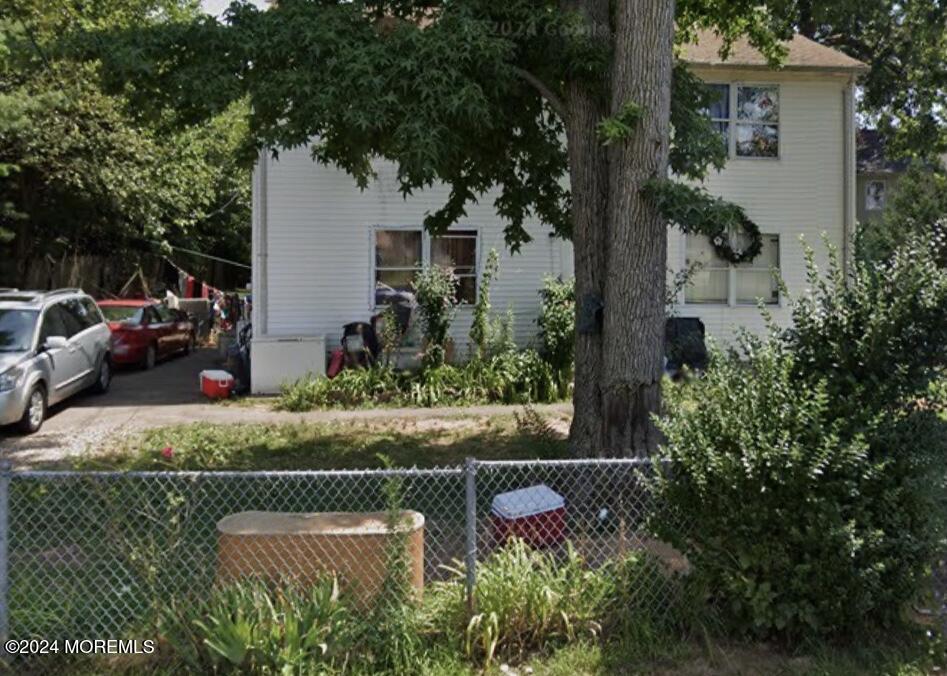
xmin=373 ymin=228 xmax=479 ymax=306
xmin=684 ymin=234 xmax=780 ymax=306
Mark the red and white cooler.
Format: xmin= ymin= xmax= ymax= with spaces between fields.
xmin=200 ymin=369 xmax=235 ymax=399
xmin=490 ymin=484 xmax=566 ymax=547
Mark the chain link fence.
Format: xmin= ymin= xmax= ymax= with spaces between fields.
xmin=1 ymin=459 xmax=689 ymax=669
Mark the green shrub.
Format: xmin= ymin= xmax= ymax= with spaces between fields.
xmin=486 ymin=349 xmax=557 ymax=403
xmin=158 ymin=577 xmax=354 ymax=673
xmin=276 ymin=350 xmax=563 ymax=412
xmin=486 ymin=306 xmax=517 ymax=357
xmin=537 ymin=277 xmax=575 ymax=396
xmin=653 ymin=232 xmax=947 ymax=640
xmin=429 ymin=539 xmax=608 ymax=667
xmin=597 ymin=552 xmax=711 ymax=662
xmin=277 ymin=368 xmax=405 ymax=411
xmin=788 ymin=230 xmax=947 ymax=426
xmin=414 ymin=265 xmax=459 ymax=369
xmin=469 ymin=248 xmax=500 ymax=359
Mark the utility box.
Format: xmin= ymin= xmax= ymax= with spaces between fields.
xmin=216 ymin=510 xmax=425 ymax=603
xmin=251 ymin=335 xmax=326 ymax=394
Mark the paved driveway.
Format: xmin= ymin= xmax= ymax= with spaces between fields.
xmin=0 ymin=349 xmax=573 ymax=467
xmin=1 ymin=347 xmax=235 ymax=465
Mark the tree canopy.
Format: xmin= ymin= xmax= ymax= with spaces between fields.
xmin=0 ymin=0 xmax=252 ymax=284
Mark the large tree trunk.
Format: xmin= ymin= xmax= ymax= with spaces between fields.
xmin=567 ymin=0 xmax=675 ymax=457
xmin=564 ymin=0 xmax=610 ymax=458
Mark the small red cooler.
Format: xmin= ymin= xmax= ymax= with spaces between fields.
xmin=490 ymin=484 xmax=566 ymax=548
xmin=200 ymin=369 xmax=235 ymax=399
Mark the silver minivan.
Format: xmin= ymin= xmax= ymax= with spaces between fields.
xmin=0 ymin=289 xmax=112 ymax=434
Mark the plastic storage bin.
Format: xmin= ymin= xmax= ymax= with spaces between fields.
xmin=490 ymin=484 xmax=566 ymax=547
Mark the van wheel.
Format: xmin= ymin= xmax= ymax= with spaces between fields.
xmin=142 ymin=344 xmax=157 ymax=370
xmin=92 ymin=356 xmax=112 ymax=394
xmin=17 ymin=385 xmax=46 ymax=434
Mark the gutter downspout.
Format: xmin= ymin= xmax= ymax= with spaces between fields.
xmin=842 ymin=77 xmax=857 ymax=279
xmin=252 ymin=148 xmax=268 ymax=336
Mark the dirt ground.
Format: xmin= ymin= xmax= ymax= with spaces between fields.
xmin=0 ymin=348 xmax=572 ymax=467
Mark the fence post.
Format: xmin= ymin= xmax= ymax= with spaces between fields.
xmin=464 ymin=457 xmax=477 ymax=614
xmin=0 ymin=460 xmax=11 ymax=648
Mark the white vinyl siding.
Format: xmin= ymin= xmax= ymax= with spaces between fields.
xmin=669 ymin=69 xmax=851 ymax=342
xmin=254 ymin=68 xmax=852 ymax=355
xmin=257 ymin=150 xmax=569 ymax=352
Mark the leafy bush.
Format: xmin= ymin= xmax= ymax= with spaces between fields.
xmin=597 ymin=552 xmax=710 ymax=661
xmin=277 ymin=368 xmax=405 ymax=411
xmin=653 ymin=232 xmax=947 ymax=640
xmin=537 ymin=277 xmax=575 ymax=395
xmin=429 ymin=539 xmax=608 ymax=667
xmin=413 ymin=265 xmax=459 ymax=368
xmin=486 ymin=306 xmax=517 ymax=357
xmin=158 ymin=577 xmax=354 ymax=673
xmin=277 ymin=349 xmax=561 ymax=411
xmin=788 ymin=231 xmax=947 ymax=425
xmin=469 ymin=248 xmax=500 ymax=359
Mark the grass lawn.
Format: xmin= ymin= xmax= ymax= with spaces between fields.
xmin=77 ymin=410 xmax=572 ymax=471
xmin=502 ymin=638 xmax=943 ymax=676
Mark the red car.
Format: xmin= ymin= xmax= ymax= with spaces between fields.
xmin=97 ymin=299 xmax=196 ymax=369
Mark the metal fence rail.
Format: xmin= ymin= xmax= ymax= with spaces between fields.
xmin=0 ymin=458 xmax=680 ymax=650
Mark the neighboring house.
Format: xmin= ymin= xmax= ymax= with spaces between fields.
xmin=856 ymin=129 xmax=910 ymax=224
xmin=250 ymin=31 xmax=866 ymax=393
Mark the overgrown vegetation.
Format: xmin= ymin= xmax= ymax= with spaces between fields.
xmin=114 ymin=539 xmax=716 ymax=675
xmin=278 ymin=352 xmax=560 ymax=412
xmin=654 ymin=231 xmax=947 ymax=641
xmin=414 ymin=265 xmax=459 ymax=369
xmin=279 ymin=253 xmax=568 ymax=412
xmin=537 ymin=277 xmax=575 ymax=398
xmin=76 ymin=537 xmax=944 ymax=674
xmin=469 ymin=248 xmax=500 ymax=359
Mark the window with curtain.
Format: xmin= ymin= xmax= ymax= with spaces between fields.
xmin=684 ymin=234 xmax=780 ymax=305
xmin=685 ymin=236 xmax=729 ymax=304
xmin=432 ymin=230 xmax=478 ymax=304
xmin=706 ymin=84 xmax=730 ymax=142
xmin=736 ymin=86 xmax=779 ymax=158
xmin=735 ymin=234 xmax=780 ymax=304
xmin=374 ymin=229 xmax=422 ymax=306
xmin=374 ymin=228 xmax=480 ymax=306
xmin=703 ymin=83 xmax=780 ymax=158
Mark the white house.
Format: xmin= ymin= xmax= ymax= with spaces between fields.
xmin=249 ymin=32 xmax=866 ymax=393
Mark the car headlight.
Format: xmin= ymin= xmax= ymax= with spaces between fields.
xmin=0 ymin=367 xmax=22 ymax=393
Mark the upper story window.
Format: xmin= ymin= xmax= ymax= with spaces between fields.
xmin=705 ymin=84 xmax=780 ymax=159
xmin=865 ymin=180 xmax=886 ymax=211
xmin=374 ymin=228 xmax=479 ymax=307
xmin=684 ymin=234 xmax=780 ymax=305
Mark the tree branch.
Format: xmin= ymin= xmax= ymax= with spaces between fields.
xmin=513 ymin=67 xmax=568 ymax=121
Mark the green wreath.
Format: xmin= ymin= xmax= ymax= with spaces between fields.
xmin=710 ymin=212 xmax=763 ymax=264
xmin=646 ymin=179 xmax=764 ymax=265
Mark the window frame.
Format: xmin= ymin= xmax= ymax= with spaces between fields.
xmin=370 ymin=225 xmax=482 ymax=310
xmin=682 ymin=233 xmax=782 ymax=307
xmin=706 ymin=81 xmax=781 ymax=161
